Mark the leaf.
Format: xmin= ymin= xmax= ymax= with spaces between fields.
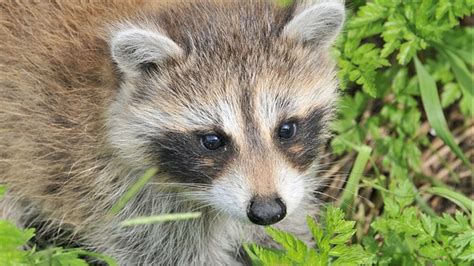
xmin=242 ymin=244 xmax=264 ymax=266
xmin=414 ymin=57 xmax=471 ymax=168
xmin=398 ymin=40 xmax=418 ymax=65
xmin=329 ymin=230 xmax=357 ymax=245
xmin=441 ymin=83 xmax=462 ymax=107
xmin=324 ymin=206 xmax=346 ymax=235
xmin=0 ymin=220 xmax=35 ymax=249
xmin=31 ymin=248 xmax=90 ymax=266
xmin=306 ymin=216 xmax=324 ymax=244
xmin=394 ymin=179 xmax=416 ymax=209
xmin=265 ymin=226 xmax=309 ymax=263
xmin=435 ymin=0 xmax=451 ymax=19
xmin=348 ymin=2 xmax=388 ymax=28
xmin=451 ymin=231 xmax=474 ymax=250
xmin=383 ymin=196 xmax=400 ymax=217
xmin=437 ymin=211 xmax=470 ymax=233
xmin=418 ymin=245 xmax=442 ymax=259
xmin=392 ymin=67 xmax=409 ymax=94
xmin=334 ymin=220 xmax=357 ymax=235
xmin=243 ymin=244 xmax=291 ymax=266
xmin=331 ymin=245 xmax=373 ymax=265
xmin=459 ymin=94 xmax=474 ymax=117
xmin=328 ymin=245 xmax=352 ymax=257
xmin=458 ymin=244 xmax=474 ymax=261
xmin=381 ymin=14 xmax=406 ymax=57
xmin=420 ymin=213 xmax=436 ymax=237
xmin=0 ymin=220 xmax=35 ymax=265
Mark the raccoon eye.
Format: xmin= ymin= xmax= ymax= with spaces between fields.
xmin=278 ymin=122 xmax=297 ymax=139
xmin=201 ymin=133 xmax=225 ymax=150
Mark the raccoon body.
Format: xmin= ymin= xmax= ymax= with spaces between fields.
xmin=0 ymin=0 xmax=344 ymax=264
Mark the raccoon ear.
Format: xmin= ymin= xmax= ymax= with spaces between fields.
xmin=282 ymin=1 xmax=345 ymax=47
xmin=110 ymin=27 xmax=183 ymax=76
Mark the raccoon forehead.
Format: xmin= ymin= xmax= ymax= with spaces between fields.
xmin=128 ymin=67 xmax=337 ymax=136
xmin=133 ymin=78 xmax=335 ymax=130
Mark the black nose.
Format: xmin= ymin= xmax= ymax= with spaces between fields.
xmin=247 ymin=197 xmax=286 ymax=225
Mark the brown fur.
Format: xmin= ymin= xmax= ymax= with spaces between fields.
xmin=1 ymin=0 xmax=128 ymax=226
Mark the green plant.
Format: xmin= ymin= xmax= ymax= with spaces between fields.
xmin=364 ymin=178 xmax=473 ymax=265
xmin=332 ymin=0 xmax=473 ymax=178
xmin=244 ymin=183 xmax=473 ymax=266
xmin=244 ymin=206 xmax=373 ymax=265
xmin=329 ymin=0 xmax=473 ymax=242
xmin=0 ymin=186 xmax=117 ymax=266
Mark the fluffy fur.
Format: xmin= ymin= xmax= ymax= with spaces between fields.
xmin=0 ymin=0 xmax=344 ymax=264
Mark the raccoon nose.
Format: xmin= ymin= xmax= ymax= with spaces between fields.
xmin=247 ymin=197 xmax=286 ymax=225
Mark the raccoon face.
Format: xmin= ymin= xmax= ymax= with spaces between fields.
xmin=108 ymin=1 xmax=344 ymax=225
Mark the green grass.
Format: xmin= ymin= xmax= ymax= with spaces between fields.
xmin=120 ymin=212 xmax=202 ymax=227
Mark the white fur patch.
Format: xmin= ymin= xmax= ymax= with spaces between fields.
xmin=276 ymin=165 xmax=307 ymax=217
xmin=205 ymin=169 xmax=251 ymax=221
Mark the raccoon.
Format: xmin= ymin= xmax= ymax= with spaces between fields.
xmin=0 ymin=0 xmax=345 ymax=264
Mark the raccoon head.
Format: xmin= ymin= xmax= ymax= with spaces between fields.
xmin=107 ymin=1 xmax=344 ymax=225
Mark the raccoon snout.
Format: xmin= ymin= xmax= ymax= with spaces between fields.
xmin=246 ymin=196 xmax=286 ymax=225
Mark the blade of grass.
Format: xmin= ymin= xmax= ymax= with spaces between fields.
xmin=339 ymin=145 xmax=372 ymax=215
xmin=414 ymin=56 xmax=471 ymax=168
xmin=110 ymin=167 xmax=158 ymax=215
xmin=121 ymin=212 xmax=202 ymax=226
xmin=425 ymin=187 xmax=473 ymax=216
xmin=450 ymin=48 xmax=474 ymax=66
xmin=276 ymin=0 xmax=294 ymax=7
xmin=436 ymin=42 xmax=473 ymax=66
xmin=434 ymin=43 xmax=474 ymax=97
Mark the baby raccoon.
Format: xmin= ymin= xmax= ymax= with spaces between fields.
xmin=0 ymin=0 xmax=344 ymax=264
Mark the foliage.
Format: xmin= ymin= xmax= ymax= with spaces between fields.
xmin=245 ymin=164 xmax=473 ymax=266
xmin=364 ymin=179 xmax=474 ymax=265
xmin=332 ymin=0 xmax=473 ymax=179
xmin=244 ymin=206 xmax=373 ymax=265
xmin=333 ymin=0 xmax=473 ymax=264
xmin=0 ymin=186 xmax=117 ymax=266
